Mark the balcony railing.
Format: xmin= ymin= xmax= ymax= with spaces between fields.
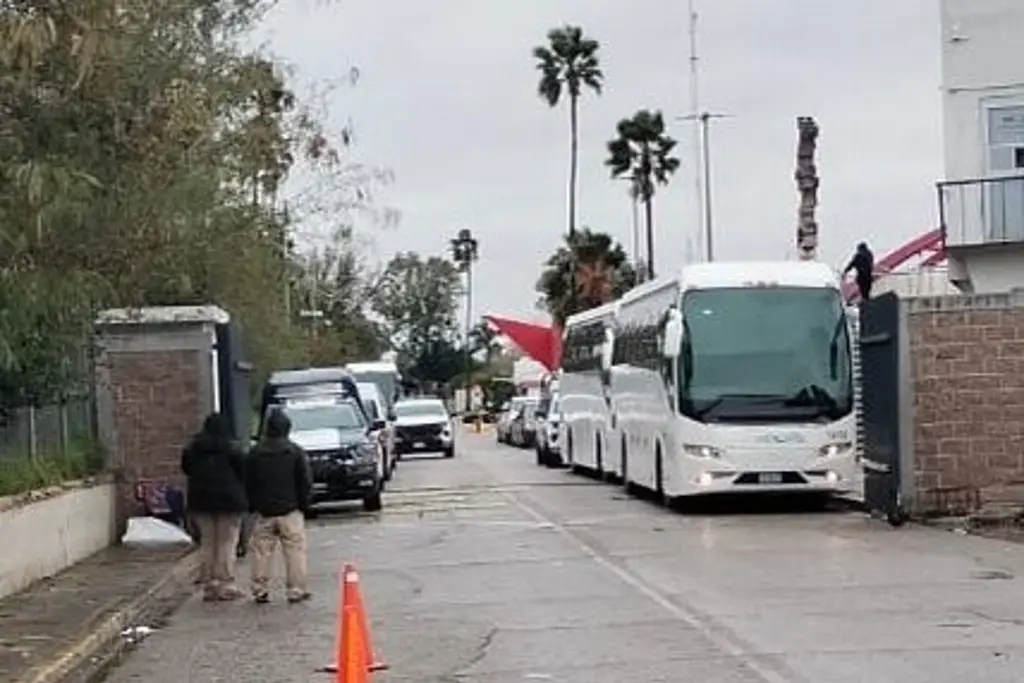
xmin=938 ymin=173 xmax=1024 ymax=246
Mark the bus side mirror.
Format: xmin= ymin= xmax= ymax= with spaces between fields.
xmin=662 ymin=310 xmax=683 ymax=359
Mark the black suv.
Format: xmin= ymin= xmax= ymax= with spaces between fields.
xmin=275 ymin=397 xmax=386 ymax=512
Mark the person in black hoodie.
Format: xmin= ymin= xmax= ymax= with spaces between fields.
xmin=181 ymin=413 xmax=248 ymax=601
xmin=246 ymin=407 xmax=313 ymax=604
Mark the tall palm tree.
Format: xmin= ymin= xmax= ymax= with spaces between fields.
xmin=606 ymin=110 xmax=680 ymax=280
xmin=533 ymin=25 xmax=603 ymax=238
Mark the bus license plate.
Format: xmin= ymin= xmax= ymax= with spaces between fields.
xmin=758 ymin=472 xmax=783 ymax=484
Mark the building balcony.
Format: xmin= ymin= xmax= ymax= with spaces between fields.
xmin=937 ymin=174 xmax=1024 ymax=293
xmin=939 ymin=173 xmax=1024 ymax=246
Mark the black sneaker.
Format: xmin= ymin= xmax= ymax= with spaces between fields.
xmin=253 ymin=592 xmax=270 ymax=604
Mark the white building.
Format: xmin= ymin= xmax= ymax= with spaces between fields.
xmin=940 ymin=0 xmax=1024 ymax=292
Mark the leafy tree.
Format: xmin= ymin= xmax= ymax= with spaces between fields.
xmin=0 ymin=0 xmax=389 ymax=404
xmin=606 ymin=110 xmax=680 ymax=280
xmin=536 ymin=229 xmax=638 ymax=327
xmin=533 ymin=25 xmax=603 ymax=238
xmin=467 ymin=320 xmax=500 ymax=362
xmin=370 ymin=252 xmax=462 ymax=365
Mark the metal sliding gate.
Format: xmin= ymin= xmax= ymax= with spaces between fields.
xmin=857 ymin=292 xmax=908 ymax=525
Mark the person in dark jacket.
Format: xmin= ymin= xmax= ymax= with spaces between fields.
xmin=843 ymin=242 xmax=875 ymax=301
xmin=246 ymin=407 xmax=313 ymax=604
xmin=181 ymin=413 xmax=248 ymax=601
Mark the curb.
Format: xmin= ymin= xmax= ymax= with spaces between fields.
xmin=14 ymin=550 xmax=200 ymax=683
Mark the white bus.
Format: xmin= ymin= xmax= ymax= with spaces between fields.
xmin=346 ymin=361 xmax=403 ymax=411
xmin=607 ymin=261 xmax=858 ymax=500
xmin=559 ymin=302 xmax=617 ymax=475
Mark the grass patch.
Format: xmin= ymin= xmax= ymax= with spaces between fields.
xmin=0 ymin=439 xmax=106 ymax=497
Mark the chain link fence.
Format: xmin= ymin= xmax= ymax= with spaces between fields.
xmin=0 ymin=397 xmax=96 ymax=461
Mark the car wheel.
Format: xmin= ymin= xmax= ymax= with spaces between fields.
xmin=444 ymin=445 xmax=455 ymax=458
xmin=362 ymin=491 xmax=383 ymax=512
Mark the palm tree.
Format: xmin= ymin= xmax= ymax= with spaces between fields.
xmin=606 ymin=110 xmax=680 ymax=280
xmin=535 ymin=229 xmax=638 ymax=327
xmin=533 ymin=25 xmax=603 ymax=238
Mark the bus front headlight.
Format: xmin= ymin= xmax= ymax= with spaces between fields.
xmin=818 ymin=442 xmax=853 ymax=458
xmin=683 ymin=443 xmax=722 ymax=459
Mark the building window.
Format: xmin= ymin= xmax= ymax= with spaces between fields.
xmin=985 ymin=105 xmax=1024 ymax=241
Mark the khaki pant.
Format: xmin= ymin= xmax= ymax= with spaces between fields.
xmin=250 ymin=510 xmax=308 ymax=598
xmin=192 ymin=513 xmax=242 ymax=598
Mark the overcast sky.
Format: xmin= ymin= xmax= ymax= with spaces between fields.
xmin=257 ymin=0 xmax=943 ymax=324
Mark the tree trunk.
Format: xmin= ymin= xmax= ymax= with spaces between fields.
xmin=644 ymin=194 xmax=655 ymax=280
xmin=568 ymin=95 xmax=579 ymax=238
xmin=795 ymin=117 xmax=820 ymax=260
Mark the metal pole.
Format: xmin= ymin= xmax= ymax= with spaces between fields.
xmin=701 ymin=113 xmax=714 ymax=262
xmin=688 ymin=0 xmax=704 ymax=257
xmin=464 ymin=262 xmax=473 ymax=413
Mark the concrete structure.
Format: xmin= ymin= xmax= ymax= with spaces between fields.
xmin=940 ymin=0 xmax=1024 ymax=291
xmin=94 ymin=306 xmax=229 ymax=532
xmin=0 ymin=481 xmax=117 ymax=599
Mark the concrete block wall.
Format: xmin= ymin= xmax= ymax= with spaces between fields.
xmin=907 ymin=292 xmax=1024 ymax=514
xmin=0 ymin=482 xmax=116 ymax=599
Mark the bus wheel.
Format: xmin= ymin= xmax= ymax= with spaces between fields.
xmin=595 ymin=437 xmax=603 ymax=476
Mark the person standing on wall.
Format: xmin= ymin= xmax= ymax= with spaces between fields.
xmin=181 ymin=413 xmax=248 ymax=602
xmin=245 ymin=407 xmax=313 ymax=604
xmin=842 ymin=242 xmax=875 ymax=301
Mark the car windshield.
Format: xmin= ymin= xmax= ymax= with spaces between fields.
xmin=394 ymin=402 xmax=447 ymax=418
xmin=678 ymin=287 xmax=853 ymax=422
xmin=282 ymin=403 xmax=365 ymax=431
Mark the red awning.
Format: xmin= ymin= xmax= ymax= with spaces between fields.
xmin=485 ymin=316 xmax=561 ymax=371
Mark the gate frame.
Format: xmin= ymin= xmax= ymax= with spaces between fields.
xmin=858 ymin=292 xmax=916 ymax=525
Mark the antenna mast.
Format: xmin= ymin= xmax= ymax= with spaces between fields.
xmin=687 ymin=0 xmax=704 ymax=260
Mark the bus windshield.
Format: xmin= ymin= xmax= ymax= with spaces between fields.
xmin=678 ymin=287 xmax=853 ymax=422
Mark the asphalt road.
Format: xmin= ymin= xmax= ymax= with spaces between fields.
xmin=105 ymin=428 xmax=1024 ymax=683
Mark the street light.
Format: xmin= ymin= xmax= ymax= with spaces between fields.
xmin=678 ymin=111 xmax=733 ymax=262
xmin=449 ymin=228 xmax=479 ymax=413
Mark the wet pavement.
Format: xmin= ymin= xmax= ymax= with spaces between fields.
xmin=103 ymin=429 xmax=1024 ymax=683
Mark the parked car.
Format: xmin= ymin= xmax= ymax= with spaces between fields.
xmin=356 ymin=381 xmax=396 ymax=481
xmin=534 ymin=393 xmax=563 ymax=467
xmin=509 ymin=397 xmax=540 ymax=448
xmin=393 ymin=397 xmax=455 ymax=458
xmin=496 ymin=396 xmax=532 ymax=444
xmin=274 ymin=396 xmax=385 ymax=512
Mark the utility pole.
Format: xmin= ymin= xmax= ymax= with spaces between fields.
xmin=687 ymin=0 xmax=703 ymax=258
xmin=449 ymin=229 xmax=479 ymax=414
xmin=281 ymin=201 xmax=292 ymax=325
xmin=679 ymin=111 xmax=732 ymax=262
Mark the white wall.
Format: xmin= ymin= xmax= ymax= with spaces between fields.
xmin=942 ymin=0 xmax=1024 ymax=181
xmin=941 ymin=0 xmax=1024 ymax=289
xmin=0 ymin=483 xmax=117 ymax=599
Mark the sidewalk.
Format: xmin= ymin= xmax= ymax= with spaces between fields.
xmin=0 ymin=545 xmax=198 ymax=683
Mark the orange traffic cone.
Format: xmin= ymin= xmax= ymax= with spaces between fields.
xmin=322 ymin=564 xmax=387 ymax=679
xmin=339 ymin=604 xmax=367 ymax=683
xmin=341 ymin=564 xmax=388 ymax=673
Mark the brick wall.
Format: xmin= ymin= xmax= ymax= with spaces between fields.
xmin=909 ymin=296 xmax=1024 ymax=514
xmin=107 ymin=349 xmax=202 ymax=519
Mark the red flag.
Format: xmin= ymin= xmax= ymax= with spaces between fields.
xmin=485 ymin=316 xmax=561 ymax=371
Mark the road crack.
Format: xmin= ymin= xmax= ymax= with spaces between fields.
xmin=448 ymin=626 xmax=499 ymax=679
